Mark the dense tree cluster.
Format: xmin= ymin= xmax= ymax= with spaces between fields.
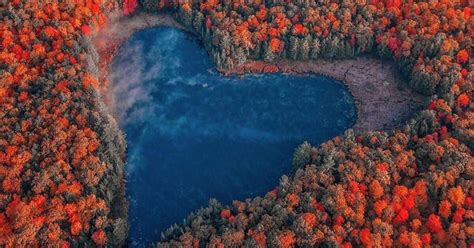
xmin=1 ymin=0 xmax=128 ymax=246
xmin=149 ymin=0 xmax=473 ymax=96
xmin=1 ymin=0 xmax=472 ymax=246
xmin=138 ymin=0 xmax=473 ymax=247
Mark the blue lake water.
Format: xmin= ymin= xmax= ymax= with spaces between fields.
xmin=108 ymin=27 xmax=356 ymax=246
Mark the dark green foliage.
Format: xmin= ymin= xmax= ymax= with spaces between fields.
xmin=140 ymin=0 xmax=159 ymax=12
xmin=292 ymin=141 xmax=312 ymax=169
xmin=405 ymin=110 xmax=438 ymax=137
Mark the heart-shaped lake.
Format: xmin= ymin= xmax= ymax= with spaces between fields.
xmin=108 ymin=27 xmax=356 ymax=246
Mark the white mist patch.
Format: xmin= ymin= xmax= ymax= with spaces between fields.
xmin=109 ymin=42 xmax=151 ymax=124
xmin=108 ymin=28 xmax=185 ymax=127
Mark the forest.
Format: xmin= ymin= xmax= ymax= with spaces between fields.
xmin=1 ymin=0 xmax=127 ymax=246
xmin=0 ymin=0 xmax=472 ymax=246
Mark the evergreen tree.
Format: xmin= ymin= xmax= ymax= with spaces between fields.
xmin=140 ymin=0 xmax=159 ymax=12
xmin=233 ymin=47 xmax=247 ymax=66
xmin=177 ymin=7 xmax=193 ymax=27
xmin=409 ymin=67 xmax=440 ymax=95
xmin=298 ymin=35 xmax=311 ymax=60
xmin=292 ymin=141 xmax=312 ymax=169
xmin=213 ymin=49 xmax=222 ymax=68
xmin=288 ymin=36 xmax=299 ymax=60
xmin=310 ymin=38 xmax=321 ymax=59
xmin=193 ymin=11 xmax=204 ymax=34
xmin=220 ymin=31 xmax=232 ymax=52
xmin=355 ymin=27 xmax=374 ymax=53
xmin=396 ymin=56 xmax=416 ymax=77
xmin=344 ymin=41 xmax=354 ymax=58
xmin=251 ymin=41 xmax=262 ymax=59
xmin=321 ymin=36 xmax=335 ymax=58
xmin=263 ymin=43 xmax=276 ymax=62
xmin=333 ymin=36 xmax=346 ymax=58
xmin=405 ymin=110 xmax=438 ymax=137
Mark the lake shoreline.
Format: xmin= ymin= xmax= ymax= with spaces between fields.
xmin=219 ymin=57 xmax=428 ymax=133
xmin=94 ymin=11 xmax=427 ymax=133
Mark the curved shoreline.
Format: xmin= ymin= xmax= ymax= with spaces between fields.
xmin=94 ymin=12 xmax=427 ymax=133
xmin=221 ymin=57 xmax=428 ymax=133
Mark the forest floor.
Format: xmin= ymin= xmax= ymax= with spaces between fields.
xmin=94 ymin=11 xmax=428 ymax=133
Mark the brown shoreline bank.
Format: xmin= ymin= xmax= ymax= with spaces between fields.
xmin=94 ymin=11 xmax=427 ymax=133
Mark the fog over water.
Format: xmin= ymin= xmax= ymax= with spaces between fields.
xmin=108 ymin=27 xmax=356 ymax=246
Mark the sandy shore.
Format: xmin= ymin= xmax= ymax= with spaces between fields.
xmin=94 ymin=12 xmax=427 ymax=133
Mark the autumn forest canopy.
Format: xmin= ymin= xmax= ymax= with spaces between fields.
xmin=0 ymin=0 xmax=473 ymax=247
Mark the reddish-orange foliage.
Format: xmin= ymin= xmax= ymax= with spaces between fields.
xmin=92 ymin=230 xmax=107 ymax=246
xmin=394 ymin=208 xmax=409 ymax=224
xmin=457 ymin=93 xmax=470 ymax=108
xmin=251 ymin=231 xmax=266 ymax=247
xmin=286 ymin=193 xmax=299 ymax=208
xmin=452 ymin=208 xmax=465 ymax=223
xmin=269 ymin=38 xmax=284 ymax=53
xmin=81 ymin=25 xmax=91 ymax=36
xmin=456 ymin=49 xmax=469 ymax=64
xmin=123 ymin=0 xmax=138 ymax=15
xmin=301 ymin=213 xmax=317 ymax=228
xmin=220 ymin=209 xmax=231 ymax=219
xmin=292 ymin=24 xmax=307 ymax=36
xmin=426 ymin=214 xmax=443 ymax=233
xmin=334 ymin=215 xmax=344 ymax=225
xmin=448 ymin=186 xmax=466 ymax=207
xmin=359 ymin=228 xmax=372 ymax=247
xmin=421 ymin=233 xmax=431 ymax=245
xmin=278 ymin=230 xmax=296 ymax=248
xmin=369 ymin=180 xmax=384 ymax=199
xmin=1 ymin=0 xmax=123 ymax=246
xmin=439 ymin=200 xmax=452 ymax=218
